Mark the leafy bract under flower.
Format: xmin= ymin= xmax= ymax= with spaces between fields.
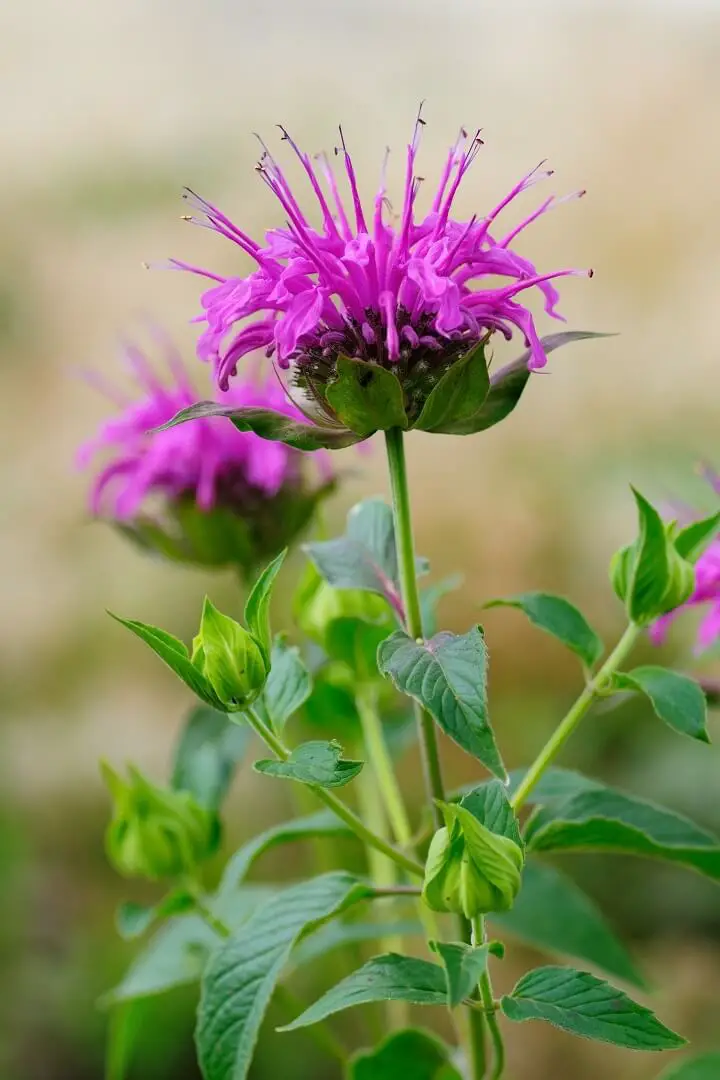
xmin=77 ymin=337 xmax=331 ymax=573
xmin=171 ymin=110 xmax=594 ymax=437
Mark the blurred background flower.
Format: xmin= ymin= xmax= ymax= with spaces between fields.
xmin=77 ymin=335 xmax=333 ymax=577
xmin=2 ymin=1 xmax=720 ymax=1078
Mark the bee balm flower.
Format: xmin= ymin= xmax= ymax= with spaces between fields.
xmin=167 ymin=110 xmax=598 ymax=446
xmin=77 ymin=338 xmax=332 ymax=576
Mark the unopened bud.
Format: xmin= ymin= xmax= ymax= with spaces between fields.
xmin=101 ymin=762 xmax=219 ymax=881
xmin=192 ymin=598 xmax=268 ymax=709
xmin=422 ymin=802 xmax=524 ymax=919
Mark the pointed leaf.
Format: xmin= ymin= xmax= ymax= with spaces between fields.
xmin=109 ymin=614 xmax=224 ymax=709
xmin=431 ymin=941 xmax=491 ymax=1007
xmin=196 ymin=873 xmax=370 ymax=1080
xmin=304 ymin=498 xmax=425 ymax=605
xmin=171 ymin=705 xmax=250 ymax=810
xmin=278 ymin=953 xmax=448 ymax=1031
xmin=414 ymin=340 xmax=490 ymax=434
xmin=450 ymin=331 xmax=611 ymax=434
xmin=658 ymin=1053 xmax=720 ymax=1079
xmin=674 ymin=511 xmax=720 ymax=562
xmin=254 ymin=740 xmax=364 ymax=788
xmin=627 ymin=489 xmax=672 ymax=624
xmin=460 ymin=780 xmax=523 ymax=846
xmin=259 ymin=638 xmax=312 ymax=732
xmin=485 ymin=592 xmax=603 ymax=667
xmin=491 ymin=860 xmax=645 ymax=988
xmin=325 ymin=354 xmax=408 ymax=435
xmin=611 ymin=667 xmax=709 ymax=743
xmin=350 ymin=1028 xmax=463 ymax=1080
xmin=501 ymin=965 xmax=685 ymax=1050
xmin=526 ymin=782 xmax=720 ymax=882
xmin=378 ymin=627 xmax=507 ymax=781
xmin=156 ymin=401 xmax=363 ymax=450
xmin=244 ymin=549 xmax=286 ymax=663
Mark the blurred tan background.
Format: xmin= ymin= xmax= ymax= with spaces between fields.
xmin=2 ymin=1 xmax=720 ymax=1077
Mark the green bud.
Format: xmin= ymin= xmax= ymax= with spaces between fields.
xmin=101 ymin=762 xmax=219 ymax=881
xmin=610 ymin=490 xmax=697 ymax=625
xmin=295 ymin=563 xmax=392 ymax=648
xmin=192 ymin=597 xmax=269 ymax=709
xmin=422 ymin=802 xmax=524 ymax=919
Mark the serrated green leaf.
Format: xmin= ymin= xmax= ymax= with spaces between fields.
xmin=449 ymin=331 xmax=611 ymax=434
xmin=244 ymin=549 xmax=286 ymax=663
xmin=350 ymin=1028 xmax=463 ymax=1080
xmin=304 ymin=498 xmax=422 ymax=605
xmin=485 ymin=592 xmax=603 ymax=667
xmin=431 ymin=941 xmax=491 ymax=1007
xmin=658 ymin=1053 xmax=720 ymax=1079
xmin=501 ymin=965 xmax=685 ymax=1050
xmin=460 ymin=780 xmax=523 ymax=846
xmin=156 ymin=401 xmax=364 ymax=450
xmin=413 ymin=340 xmax=490 ymax=433
xmin=254 ymin=740 xmax=364 ymax=788
xmin=109 ymin=614 xmax=224 ymax=709
xmin=171 ymin=705 xmax=250 ymax=810
xmin=325 ymin=354 xmax=409 ymax=435
xmin=259 ymin=638 xmax=312 ymax=733
xmin=674 ymin=511 xmax=720 ymax=562
xmin=491 ymin=860 xmax=645 ymax=988
xmin=611 ymin=667 xmax=709 ymax=743
xmin=196 ymin=873 xmax=370 ymax=1080
xmin=378 ymin=627 xmax=507 ymax=781
xmin=278 ymin=953 xmax=448 ymax=1031
xmin=526 ymin=782 xmax=720 ymax=881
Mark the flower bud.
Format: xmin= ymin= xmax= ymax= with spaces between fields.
xmin=610 ymin=517 xmax=696 ymax=626
xmin=101 ymin=762 xmax=219 ymax=881
xmin=422 ymin=802 xmax=524 ymax=919
xmin=295 ymin=563 xmax=392 ymax=648
xmin=192 ymin=598 xmax=269 ymax=709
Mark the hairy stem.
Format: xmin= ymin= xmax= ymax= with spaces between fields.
xmin=511 ymin=623 xmax=641 ymax=811
xmin=244 ymin=705 xmax=424 ymax=878
xmin=472 ymin=916 xmax=504 ymax=1080
xmin=384 ymin=427 xmax=446 ymax=827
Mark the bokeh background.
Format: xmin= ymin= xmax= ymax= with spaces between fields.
xmin=3 ymin=0 xmax=720 ymax=1077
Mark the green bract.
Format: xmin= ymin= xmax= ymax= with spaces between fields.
xmin=609 ymin=489 xmax=720 ymax=625
xmin=101 ymin=762 xmax=219 ymax=881
xmin=192 ymin=598 xmax=269 ymax=709
xmin=159 ymin=332 xmax=608 ymax=448
xmin=422 ymin=802 xmax=524 ymax=919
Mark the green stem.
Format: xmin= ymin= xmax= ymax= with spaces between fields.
xmin=511 ymin=623 xmax=641 ymax=811
xmin=356 ymin=686 xmax=414 ymax=846
xmin=472 ymin=917 xmax=504 ymax=1080
xmin=245 ymin=705 xmax=424 ymax=878
xmin=384 ymin=427 xmax=446 ymax=828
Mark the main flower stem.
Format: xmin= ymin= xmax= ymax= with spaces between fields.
xmin=244 ymin=705 xmax=424 ymax=878
xmin=384 ymin=427 xmax=446 ymax=828
xmin=472 ymin=916 xmax=504 ymax=1080
xmin=511 ymin=623 xmax=640 ymax=811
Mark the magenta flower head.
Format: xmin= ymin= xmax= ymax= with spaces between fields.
xmin=164 ymin=109 xmax=603 ymax=449
xmin=77 ymin=337 xmax=333 ymax=576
